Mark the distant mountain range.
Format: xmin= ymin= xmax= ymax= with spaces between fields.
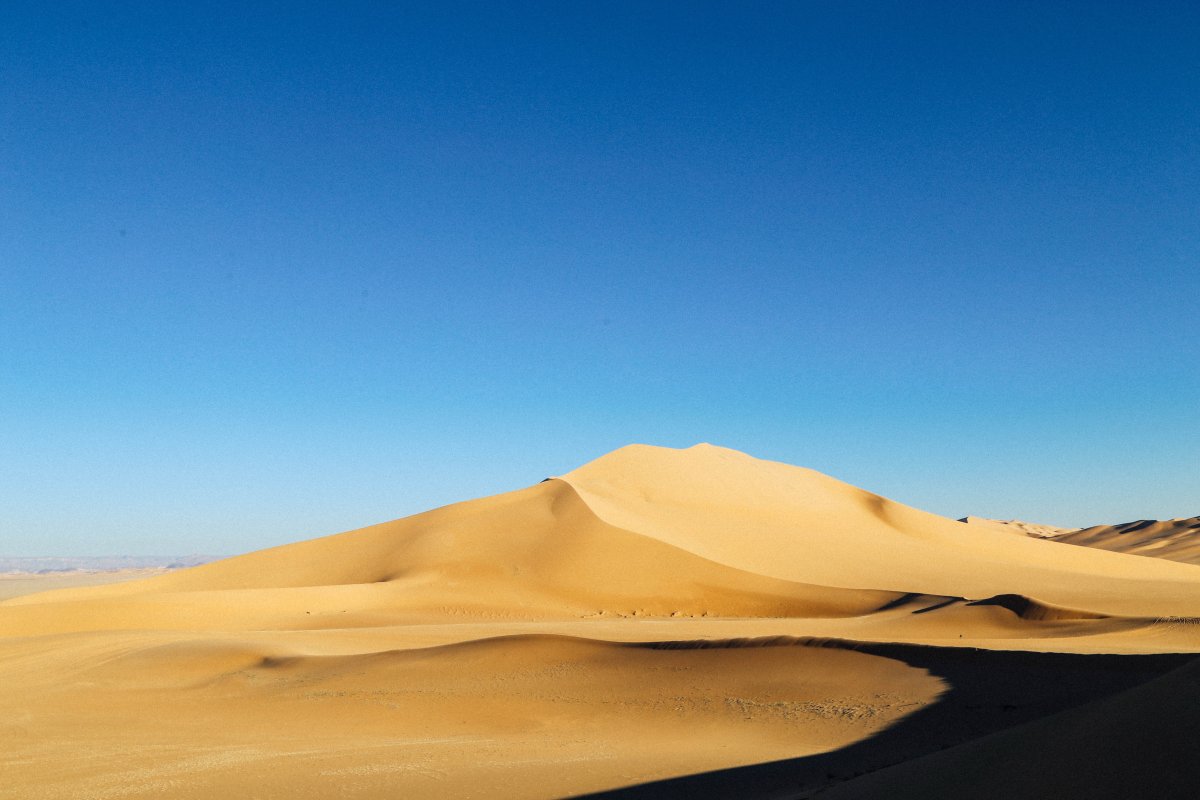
xmin=0 ymin=555 xmax=224 ymax=574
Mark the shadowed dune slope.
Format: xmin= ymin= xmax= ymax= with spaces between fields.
xmin=821 ymin=653 xmax=1200 ymax=800
xmin=570 ymin=646 xmax=1193 ymax=800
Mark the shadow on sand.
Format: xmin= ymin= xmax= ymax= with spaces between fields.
xmin=569 ymin=641 xmax=1195 ymax=800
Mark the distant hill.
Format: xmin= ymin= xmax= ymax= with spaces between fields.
xmin=0 ymin=555 xmax=223 ymax=574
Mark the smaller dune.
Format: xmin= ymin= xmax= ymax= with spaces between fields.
xmin=1054 ymin=517 xmax=1200 ymax=566
xmin=960 ymin=515 xmax=1200 ymax=567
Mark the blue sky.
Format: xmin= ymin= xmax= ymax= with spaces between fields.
xmin=3 ymin=2 xmax=1198 ymax=555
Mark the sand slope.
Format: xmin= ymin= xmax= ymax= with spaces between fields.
xmin=2 ymin=443 xmax=1198 ymax=799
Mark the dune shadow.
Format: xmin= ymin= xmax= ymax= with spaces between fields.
xmin=568 ymin=642 xmax=1195 ymax=800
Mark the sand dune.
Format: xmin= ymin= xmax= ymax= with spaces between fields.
xmin=0 ymin=478 xmax=904 ymax=636
xmin=2 ymin=444 xmax=1197 ymax=798
xmin=1053 ymin=516 xmax=1200 ymax=566
xmin=562 ymin=446 xmax=1200 ymax=616
xmin=961 ymin=514 xmax=1200 ymax=566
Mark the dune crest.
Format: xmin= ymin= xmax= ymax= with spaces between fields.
xmin=958 ymin=516 xmax=1078 ymax=538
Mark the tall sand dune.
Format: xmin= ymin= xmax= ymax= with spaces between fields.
xmin=561 ymin=445 xmax=1200 ymax=617
xmin=2 ymin=443 xmax=1198 ymax=798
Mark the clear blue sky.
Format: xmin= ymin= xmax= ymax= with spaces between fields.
xmin=3 ymin=2 xmax=1198 ymax=556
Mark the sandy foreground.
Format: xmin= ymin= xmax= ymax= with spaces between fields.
xmin=2 ymin=444 xmax=1198 ymax=799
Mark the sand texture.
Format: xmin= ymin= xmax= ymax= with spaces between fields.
xmin=2 ymin=444 xmax=1197 ymax=798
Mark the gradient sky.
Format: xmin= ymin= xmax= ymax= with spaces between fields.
xmin=3 ymin=2 xmax=1198 ymax=556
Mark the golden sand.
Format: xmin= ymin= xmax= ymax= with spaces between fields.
xmin=3 ymin=444 xmax=1197 ymax=798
